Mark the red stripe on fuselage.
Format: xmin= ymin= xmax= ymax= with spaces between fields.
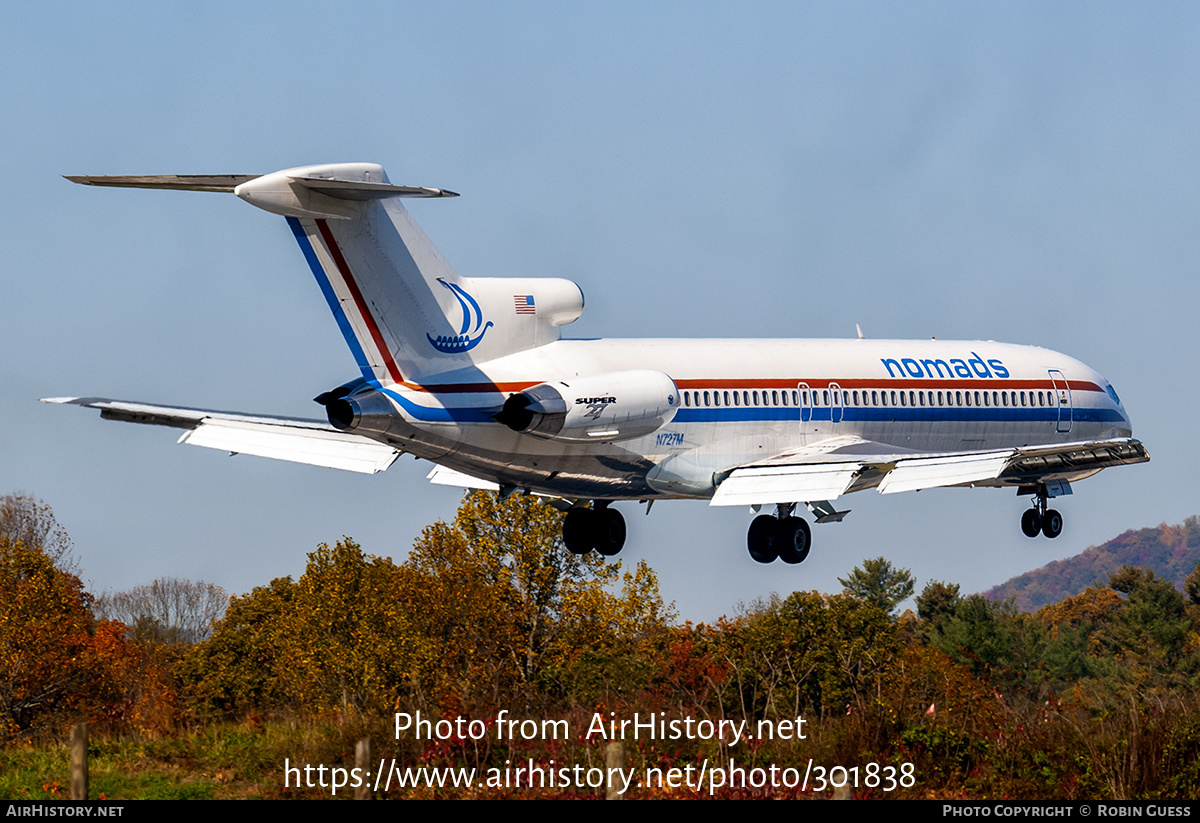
xmin=315 ymin=219 xmax=405 ymax=384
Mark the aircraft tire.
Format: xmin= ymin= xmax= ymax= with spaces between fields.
xmin=747 ymin=515 xmax=779 ymax=563
xmin=1021 ymin=509 xmax=1041 ymax=538
xmin=1042 ymin=509 xmax=1063 ymax=539
xmin=776 ymin=517 xmax=811 ymax=564
xmin=563 ymin=507 xmax=597 ymax=555
xmin=597 ymin=508 xmax=626 ymax=556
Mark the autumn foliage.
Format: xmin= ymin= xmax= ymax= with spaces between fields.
xmin=7 ymin=490 xmax=1200 ymax=798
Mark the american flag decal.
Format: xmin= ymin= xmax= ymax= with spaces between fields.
xmin=514 ymin=295 xmax=536 ymax=315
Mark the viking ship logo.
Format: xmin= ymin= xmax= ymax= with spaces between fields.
xmin=427 ymin=279 xmax=494 ymax=354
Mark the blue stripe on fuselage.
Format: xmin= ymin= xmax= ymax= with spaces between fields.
xmin=375 ymin=389 xmax=1125 ymax=427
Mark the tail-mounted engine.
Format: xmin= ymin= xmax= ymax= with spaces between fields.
xmin=314 ymin=379 xmax=396 ymax=438
xmin=495 ymin=369 xmax=679 ymax=442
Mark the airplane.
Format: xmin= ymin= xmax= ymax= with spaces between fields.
xmin=48 ymin=162 xmax=1149 ymax=564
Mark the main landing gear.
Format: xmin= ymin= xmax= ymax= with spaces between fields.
xmin=563 ymin=502 xmax=626 ymax=557
xmin=747 ymin=503 xmax=812 ymax=565
xmin=1021 ymin=488 xmax=1063 ymax=539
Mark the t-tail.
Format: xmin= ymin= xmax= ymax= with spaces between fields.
xmin=67 ymin=163 xmax=584 ymax=384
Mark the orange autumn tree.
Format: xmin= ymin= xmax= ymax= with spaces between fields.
xmin=0 ymin=534 xmax=97 ymax=737
xmin=0 ymin=495 xmax=159 ymax=739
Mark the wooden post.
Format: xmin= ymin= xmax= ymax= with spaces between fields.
xmin=605 ymin=741 xmax=625 ymax=800
xmin=355 ymin=738 xmax=371 ymax=800
xmin=70 ymin=722 xmax=88 ymax=801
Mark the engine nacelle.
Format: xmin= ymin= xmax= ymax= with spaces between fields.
xmin=496 ymin=370 xmax=679 ymax=442
xmin=314 ymin=379 xmax=396 ymax=438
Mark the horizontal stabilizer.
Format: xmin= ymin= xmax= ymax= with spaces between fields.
xmin=63 ymin=174 xmax=260 ymax=192
xmin=65 ymin=172 xmax=457 ymax=200
xmin=292 ymin=176 xmax=458 ymax=200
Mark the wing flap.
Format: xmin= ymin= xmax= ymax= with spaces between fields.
xmin=710 ymin=463 xmax=861 ymax=507
xmin=426 ymin=465 xmax=501 ymax=491
xmin=180 ymin=420 xmax=398 ymax=474
xmin=878 ymin=451 xmax=1013 ymax=494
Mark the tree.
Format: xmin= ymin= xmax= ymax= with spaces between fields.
xmin=917 ymin=580 xmax=961 ymax=625
xmin=1107 ymin=565 xmax=1192 ymax=666
xmin=403 ymin=491 xmax=641 ymax=709
xmin=929 ymin=595 xmax=1019 ymax=679
xmin=0 ymin=535 xmax=95 ymax=736
xmin=1183 ymin=561 xmax=1200 ymax=607
xmin=0 ymin=493 xmax=74 ymax=573
xmin=180 ymin=576 xmax=297 ymax=716
xmin=839 ymin=557 xmax=915 ymax=615
xmin=95 ymin=578 xmax=228 ymax=644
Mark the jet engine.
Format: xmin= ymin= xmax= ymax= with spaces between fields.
xmin=314 ymin=379 xmax=396 ymax=438
xmin=496 ymin=369 xmax=679 ymax=442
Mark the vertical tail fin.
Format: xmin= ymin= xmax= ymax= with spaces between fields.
xmin=238 ymin=164 xmax=584 ymax=384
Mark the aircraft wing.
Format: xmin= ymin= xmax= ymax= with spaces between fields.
xmin=710 ymin=436 xmax=1149 ymax=507
xmin=42 ymin=397 xmax=400 ymax=475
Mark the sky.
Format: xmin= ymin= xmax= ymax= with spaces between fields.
xmin=3 ymin=2 xmax=1198 ymax=621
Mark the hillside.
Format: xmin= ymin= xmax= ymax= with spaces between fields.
xmin=981 ymin=516 xmax=1200 ymax=612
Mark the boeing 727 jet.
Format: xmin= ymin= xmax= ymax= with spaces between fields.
xmin=48 ymin=163 xmax=1148 ymax=563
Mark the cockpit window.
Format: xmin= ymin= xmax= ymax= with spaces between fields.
xmin=1105 ymin=384 xmax=1122 ymax=406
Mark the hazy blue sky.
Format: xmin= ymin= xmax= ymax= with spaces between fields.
xmin=4 ymin=2 xmax=1196 ymax=619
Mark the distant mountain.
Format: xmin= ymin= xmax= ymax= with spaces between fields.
xmin=981 ymin=516 xmax=1200 ymax=612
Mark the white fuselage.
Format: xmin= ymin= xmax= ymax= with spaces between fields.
xmin=372 ymin=337 xmax=1131 ymax=500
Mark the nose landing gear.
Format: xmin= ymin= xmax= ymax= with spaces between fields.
xmin=747 ymin=503 xmax=812 ymax=564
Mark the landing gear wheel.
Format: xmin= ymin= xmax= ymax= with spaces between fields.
xmin=563 ymin=508 xmax=596 ymax=555
xmin=597 ymin=507 xmax=626 ymax=556
xmin=775 ymin=517 xmax=811 ymax=565
xmin=1041 ymin=509 xmax=1063 ymax=539
xmin=1021 ymin=509 xmax=1042 ymax=538
xmin=747 ymin=515 xmax=778 ymax=563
